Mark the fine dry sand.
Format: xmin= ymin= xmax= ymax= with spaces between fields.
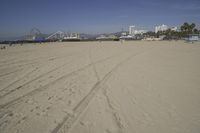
xmin=0 ymin=41 xmax=200 ymax=133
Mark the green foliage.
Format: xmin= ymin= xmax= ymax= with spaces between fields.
xmin=143 ymin=22 xmax=199 ymax=40
xmin=143 ymin=31 xmax=157 ymax=37
xmin=180 ymin=22 xmax=199 ymax=37
xmin=162 ymin=22 xmax=199 ymax=39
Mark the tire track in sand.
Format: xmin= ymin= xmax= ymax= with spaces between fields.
xmin=51 ymin=47 xmax=153 ymax=133
xmin=0 ymin=69 xmax=23 ymax=78
xmin=0 ymin=53 xmax=76 ymax=92
xmin=0 ymin=68 xmax=39 ymax=92
xmin=0 ymin=55 xmax=75 ymax=99
xmin=0 ymin=51 xmax=74 ymax=69
xmin=0 ymin=52 xmax=123 ymax=109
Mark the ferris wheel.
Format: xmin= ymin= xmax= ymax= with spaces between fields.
xmin=30 ymin=28 xmax=41 ymax=36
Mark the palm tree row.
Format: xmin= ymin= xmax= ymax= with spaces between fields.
xmin=180 ymin=22 xmax=199 ymax=37
xmin=144 ymin=22 xmax=199 ymax=39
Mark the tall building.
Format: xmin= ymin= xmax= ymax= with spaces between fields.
xmin=129 ymin=25 xmax=146 ymax=35
xmin=155 ymin=24 xmax=168 ymax=33
xmin=129 ymin=26 xmax=135 ymax=35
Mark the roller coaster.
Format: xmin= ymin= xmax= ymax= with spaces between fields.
xmin=47 ymin=31 xmax=80 ymax=41
xmin=46 ymin=31 xmax=65 ymax=40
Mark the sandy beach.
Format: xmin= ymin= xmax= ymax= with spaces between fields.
xmin=0 ymin=41 xmax=200 ymax=133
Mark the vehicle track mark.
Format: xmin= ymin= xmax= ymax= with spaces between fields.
xmin=0 ymin=68 xmax=39 ymax=92
xmin=0 ymin=52 xmax=122 ymax=109
xmin=89 ymin=45 xmax=100 ymax=81
xmin=0 ymin=53 xmax=77 ymax=98
xmin=0 ymin=58 xmax=74 ymax=99
xmin=0 ymin=69 xmax=23 ymax=78
xmin=51 ymin=48 xmax=153 ymax=133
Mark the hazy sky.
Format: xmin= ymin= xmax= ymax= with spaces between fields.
xmin=0 ymin=0 xmax=200 ymax=38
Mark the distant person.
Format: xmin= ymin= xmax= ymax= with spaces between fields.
xmin=1 ymin=46 xmax=6 ymax=50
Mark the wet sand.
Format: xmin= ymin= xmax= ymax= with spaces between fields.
xmin=0 ymin=41 xmax=200 ymax=133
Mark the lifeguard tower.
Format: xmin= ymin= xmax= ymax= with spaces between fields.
xmin=187 ymin=34 xmax=199 ymax=43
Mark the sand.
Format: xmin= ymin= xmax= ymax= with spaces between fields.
xmin=0 ymin=41 xmax=200 ymax=133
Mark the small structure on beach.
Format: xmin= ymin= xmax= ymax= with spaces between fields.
xmin=187 ymin=34 xmax=199 ymax=42
xmin=96 ymin=35 xmax=119 ymax=41
xmin=142 ymin=35 xmax=165 ymax=41
xmin=63 ymin=33 xmax=80 ymax=41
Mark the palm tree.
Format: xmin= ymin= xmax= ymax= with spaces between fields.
xmin=180 ymin=22 xmax=198 ymax=37
xmin=181 ymin=22 xmax=189 ymax=32
xmin=191 ymin=23 xmax=196 ymax=30
xmin=193 ymin=29 xmax=199 ymax=34
xmin=189 ymin=23 xmax=196 ymax=34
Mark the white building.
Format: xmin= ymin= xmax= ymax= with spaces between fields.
xmin=121 ymin=32 xmax=127 ymax=36
xmin=134 ymin=30 xmax=147 ymax=35
xmin=171 ymin=27 xmax=178 ymax=32
xmin=129 ymin=26 xmax=135 ymax=35
xmin=155 ymin=24 xmax=168 ymax=33
xmin=129 ymin=25 xmax=146 ymax=35
xmin=96 ymin=35 xmax=106 ymax=40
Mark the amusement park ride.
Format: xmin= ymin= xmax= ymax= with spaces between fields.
xmin=26 ymin=28 xmax=44 ymax=41
xmin=26 ymin=28 xmax=80 ymax=42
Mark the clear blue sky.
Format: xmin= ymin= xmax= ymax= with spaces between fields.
xmin=0 ymin=0 xmax=200 ymax=38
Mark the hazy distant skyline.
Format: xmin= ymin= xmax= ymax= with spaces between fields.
xmin=0 ymin=0 xmax=200 ymax=39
